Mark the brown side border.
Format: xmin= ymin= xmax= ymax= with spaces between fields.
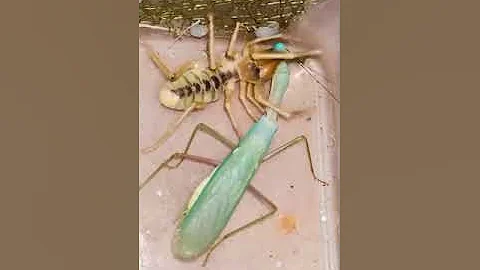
xmin=342 ymin=1 xmax=480 ymax=270
xmin=1 ymin=1 xmax=138 ymax=269
xmin=2 ymin=0 xmax=480 ymax=269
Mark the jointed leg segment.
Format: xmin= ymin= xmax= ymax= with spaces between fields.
xmin=207 ymin=13 xmax=216 ymax=70
xmin=140 ymin=124 xmax=279 ymax=267
xmin=201 ymin=184 xmax=277 ymax=266
xmin=224 ymin=81 xmax=243 ymax=138
xmin=253 ymin=83 xmax=292 ymax=119
xmin=139 ymin=123 xmax=237 ymax=191
xmin=146 ymin=48 xmax=197 ymax=81
xmin=246 ymin=34 xmax=285 ymax=47
xmin=251 ymin=50 xmax=322 ymax=60
xmin=246 ymin=82 xmax=265 ymax=114
xmin=239 ymin=80 xmax=260 ymax=121
xmin=262 ymin=135 xmax=328 ymax=186
xmin=139 ymin=153 xmax=220 ymax=191
xmin=141 ymin=103 xmax=198 ymax=154
xmin=226 ymin=22 xmax=241 ymax=58
xmin=169 ymin=123 xmax=237 ymax=169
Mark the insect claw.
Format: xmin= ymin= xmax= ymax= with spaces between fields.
xmin=200 ymin=255 xmax=210 ymax=267
xmin=317 ymin=178 xmax=329 ymax=186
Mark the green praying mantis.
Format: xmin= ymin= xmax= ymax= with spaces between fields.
xmin=139 ymin=42 xmax=328 ymax=267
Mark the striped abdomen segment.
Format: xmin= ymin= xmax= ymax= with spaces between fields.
xmin=160 ymin=68 xmax=236 ymax=110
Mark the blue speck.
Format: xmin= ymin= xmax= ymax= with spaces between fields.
xmin=273 ymin=42 xmax=286 ymax=52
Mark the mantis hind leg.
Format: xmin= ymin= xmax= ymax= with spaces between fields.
xmin=201 ymin=184 xmax=278 ymax=267
xmin=139 ymin=153 xmax=219 ymax=191
xmin=262 ymin=135 xmax=328 ymax=186
xmin=139 ymin=123 xmax=237 ymax=191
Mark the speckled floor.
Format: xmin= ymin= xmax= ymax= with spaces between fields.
xmin=139 ymin=2 xmax=339 ymax=269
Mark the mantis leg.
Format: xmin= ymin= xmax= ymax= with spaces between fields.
xmin=139 ymin=122 xmax=236 ymax=191
xmin=238 ymin=80 xmax=259 ymax=121
xmin=251 ymin=50 xmax=322 ymax=61
xmin=241 ymin=34 xmax=285 ymax=56
xmin=262 ymin=135 xmax=328 ymax=186
xmin=253 ymin=83 xmax=299 ymax=119
xmin=202 ymin=184 xmax=277 ymax=267
xmin=207 ymin=13 xmax=216 ymax=70
xmin=141 ymin=103 xmax=198 ymax=154
xmin=245 ymin=33 xmax=285 ymax=47
xmin=139 ymin=153 xmax=219 ymax=191
xmin=246 ymin=82 xmax=266 ymax=114
xmin=169 ymin=123 xmax=237 ymax=169
xmin=224 ymin=80 xmax=242 ymax=138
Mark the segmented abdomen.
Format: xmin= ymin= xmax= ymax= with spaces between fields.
xmin=161 ymin=68 xmax=236 ymax=110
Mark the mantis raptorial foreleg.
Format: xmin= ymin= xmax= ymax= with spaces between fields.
xmin=246 ymin=82 xmax=265 ymax=114
xmin=253 ymin=83 xmax=307 ymax=120
xmin=245 ymin=34 xmax=285 ymax=47
xmin=252 ymin=50 xmax=322 ymax=60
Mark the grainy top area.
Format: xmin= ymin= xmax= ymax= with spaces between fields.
xmin=139 ymin=0 xmax=324 ymax=37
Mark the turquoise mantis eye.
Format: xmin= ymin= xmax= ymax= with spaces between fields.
xmin=273 ymin=42 xmax=287 ymax=52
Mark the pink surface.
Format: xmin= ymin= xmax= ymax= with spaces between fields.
xmin=139 ymin=1 xmax=339 ymax=269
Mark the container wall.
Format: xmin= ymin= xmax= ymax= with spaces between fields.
xmin=139 ymin=2 xmax=339 ymax=268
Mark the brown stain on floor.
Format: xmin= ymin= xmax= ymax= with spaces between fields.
xmin=278 ymin=214 xmax=297 ymax=235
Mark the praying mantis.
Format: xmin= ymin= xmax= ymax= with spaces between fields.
xmin=139 ymin=42 xmax=328 ymax=267
xmin=140 ymin=13 xmax=322 ymax=154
